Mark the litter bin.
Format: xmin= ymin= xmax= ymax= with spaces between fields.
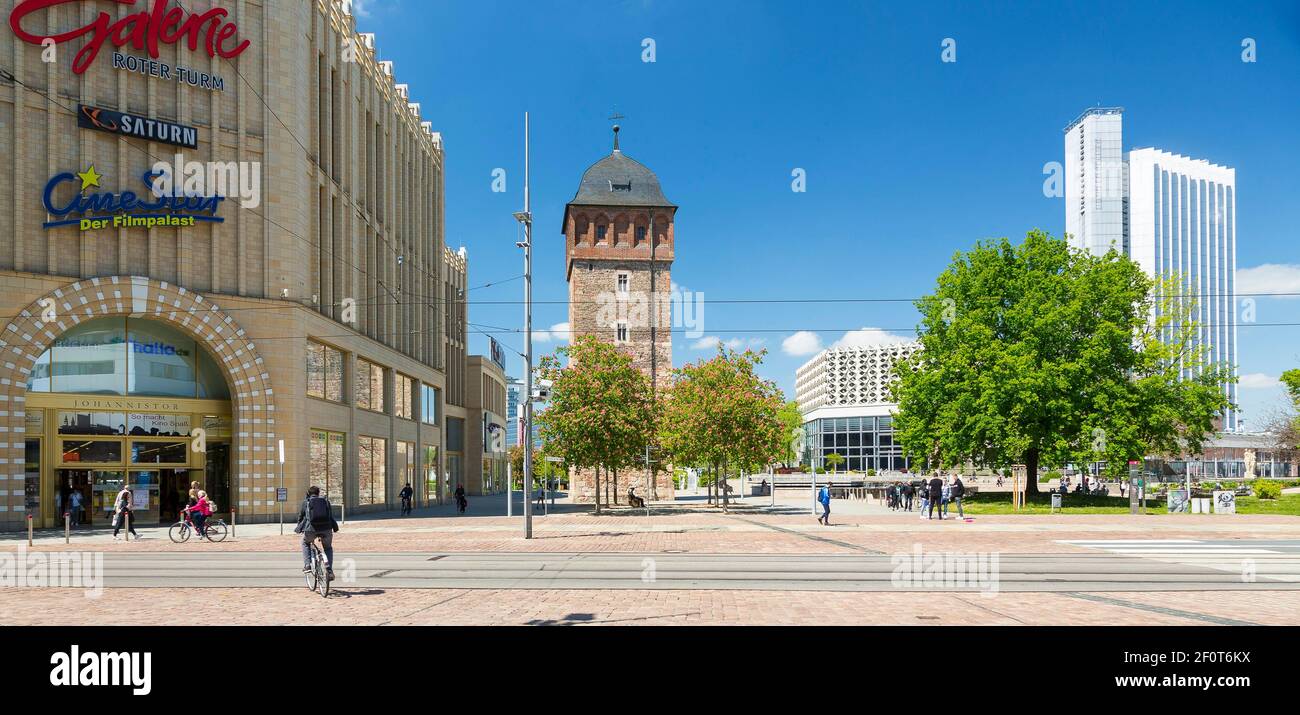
xmin=1050 ymin=493 xmax=1062 ymax=511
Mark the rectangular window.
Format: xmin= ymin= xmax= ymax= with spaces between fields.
xmin=424 ymin=445 xmax=440 ymax=503
xmin=615 ymin=321 xmax=629 ymax=343
xmin=635 ymin=226 xmax=646 ymax=244
xmin=596 ymin=225 xmax=607 ymax=242
xmin=395 ymin=373 xmax=416 ymax=420
xmin=357 ymin=436 xmax=388 ymax=506
xmin=130 ymin=441 xmax=188 ymax=464
xmin=310 ymin=429 xmax=346 ymax=502
xmin=307 ymin=341 xmax=344 ymax=402
xmin=616 ymin=272 xmax=630 ymax=295
xmin=397 ymin=441 xmax=416 ymax=496
xmin=356 ymin=358 xmax=387 ymax=413
xmin=421 ymin=383 xmax=440 ymax=425
xmin=61 ymin=440 xmax=122 ymax=464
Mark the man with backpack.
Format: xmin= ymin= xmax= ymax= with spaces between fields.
xmin=817 ymin=482 xmax=831 ymax=526
xmin=295 ymin=486 xmax=340 ymax=579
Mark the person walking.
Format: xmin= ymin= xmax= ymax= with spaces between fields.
xmin=927 ymin=473 xmax=944 ymax=520
xmin=112 ymin=488 xmax=139 ymax=540
xmin=903 ymin=482 xmax=914 ymax=512
xmin=454 ymin=484 xmax=467 ymax=514
xmin=817 ymin=482 xmax=831 ymax=526
xmin=69 ymin=489 xmax=84 ymax=528
xmin=950 ymin=473 xmax=966 ymax=518
xmin=917 ymin=480 xmax=929 ymax=519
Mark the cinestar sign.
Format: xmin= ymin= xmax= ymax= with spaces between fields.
xmin=78 ymin=104 xmax=198 ymax=149
xmin=9 ymin=0 xmax=251 ymax=75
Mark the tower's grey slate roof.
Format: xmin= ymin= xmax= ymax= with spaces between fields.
xmin=567 ymin=150 xmax=675 ymax=209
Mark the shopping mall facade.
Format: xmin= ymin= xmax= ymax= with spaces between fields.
xmin=0 ymin=0 xmax=506 ymax=531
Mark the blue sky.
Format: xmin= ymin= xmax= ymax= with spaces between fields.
xmin=355 ymin=0 xmax=1300 ymax=429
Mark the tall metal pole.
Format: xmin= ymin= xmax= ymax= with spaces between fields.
xmin=522 ymin=111 xmax=534 ymax=540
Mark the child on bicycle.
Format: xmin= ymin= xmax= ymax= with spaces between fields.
xmin=183 ymin=490 xmax=212 ymax=540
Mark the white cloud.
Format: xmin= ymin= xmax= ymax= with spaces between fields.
xmin=534 ymin=322 xmax=570 ymax=342
xmin=350 ymin=0 xmax=375 ymax=18
xmin=1237 ymin=264 xmax=1300 ymax=299
xmin=1239 ymin=372 xmax=1281 ymax=389
xmin=830 ymin=327 xmax=914 ymax=349
xmin=691 ymin=336 xmax=721 ymax=350
xmin=782 ymin=331 xmax=823 ymax=356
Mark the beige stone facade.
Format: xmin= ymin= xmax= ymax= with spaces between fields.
xmin=0 ymin=0 xmax=488 ymax=529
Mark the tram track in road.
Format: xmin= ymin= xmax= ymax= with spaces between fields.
xmin=82 ymin=548 xmax=1300 ymax=592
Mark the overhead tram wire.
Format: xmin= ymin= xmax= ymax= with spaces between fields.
xmin=6 ymin=69 xmax=1290 ymax=312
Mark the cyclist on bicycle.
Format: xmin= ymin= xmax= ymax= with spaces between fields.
xmin=183 ymin=490 xmax=212 ymax=540
xmin=295 ymin=486 xmax=339 ymax=578
xmin=399 ymin=483 xmax=413 ymax=516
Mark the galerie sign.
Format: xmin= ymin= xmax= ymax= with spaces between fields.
xmin=78 ymin=104 xmax=198 ymax=149
xmin=9 ymin=0 xmax=250 ymax=76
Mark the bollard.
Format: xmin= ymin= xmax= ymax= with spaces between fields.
xmin=124 ymin=511 xmax=130 ymax=542
xmin=231 ymin=508 xmax=236 ymax=539
xmin=64 ymin=512 xmax=70 ymax=544
xmin=342 ymin=501 xmax=346 ymax=525
xmin=27 ymin=513 xmax=33 ymax=547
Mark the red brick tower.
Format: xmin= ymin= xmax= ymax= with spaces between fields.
xmin=561 ymin=126 xmax=676 ymax=503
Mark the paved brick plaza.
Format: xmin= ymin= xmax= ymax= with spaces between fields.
xmin=2 ymin=504 xmax=1298 ymax=625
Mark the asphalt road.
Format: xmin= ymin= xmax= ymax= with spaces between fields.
xmin=85 ymin=540 xmax=1300 ymax=592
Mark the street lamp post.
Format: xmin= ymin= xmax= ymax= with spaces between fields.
xmin=514 ymin=112 xmax=534 ymax=540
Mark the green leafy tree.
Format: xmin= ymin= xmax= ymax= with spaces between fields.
xmin=538 ymin=335 xmax=654 ymax=514
xmin=824 ymin=452 xmax=845 ymax=474
xmin=660 ymin=348 xmax=785 ymax=512
xmin=893 ymin=230 xmax=1234 ymax=494
xmin=777 ymin=400 xmax=804 ymax=466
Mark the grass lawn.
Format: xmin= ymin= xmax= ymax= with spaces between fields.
xmin=957 ymin=491 xmax=1300 ymax=515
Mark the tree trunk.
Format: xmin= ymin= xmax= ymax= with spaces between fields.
xmin=613 ymin=467 xmax=620 ymax=505
xmin=722 ymin=460 xmax=730 ymax=513
xmin=1023 ymin=448 xmax=1040 ymax=497
xmin=594 ymin=465 xmax=602 ymax=515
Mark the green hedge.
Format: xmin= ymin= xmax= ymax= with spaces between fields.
xmin=1254 ymin=480 xmax=1283 ymax=500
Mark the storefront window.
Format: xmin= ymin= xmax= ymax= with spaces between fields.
xmin=61 ymin=439 xmax=123 ymax=464
xmin=421 ymin=384 xmax=440 ymax=425
xmin=357 ymin=436 xmax=387 ymax=506
xmin=310 ymin=429 xmax=347 ymax=501
xmin=356 ymin=358 xmax=386 ymax=413
xmin=27 ymin=317 xmax=228 ymax=399
xmin=24 ymin=439 xmax=40 ymax=514
xmin=395 ymin=374 xmax=415 ymax=419
xmin=424 ymin=445 xmax=439 ymax=503
xmin=397 ymin=441 xmax=416 ymax=495
xmin=58 ymin=411 xmax=126 ymax=436
xmin=307 ymin=341 xmax=344 ymax=402
xmin=130 ymin=441 xmax=188 ymax=464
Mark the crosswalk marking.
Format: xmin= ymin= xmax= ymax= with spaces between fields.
xmin=1058 ymin=539 xmax=1300 ymax=583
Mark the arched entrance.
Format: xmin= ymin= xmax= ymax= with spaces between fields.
xmin=0 ymin=276 xmax=275 ymax=530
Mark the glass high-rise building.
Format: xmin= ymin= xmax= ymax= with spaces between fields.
xmin=1127 ymin=149 xmax=1238 ymax=431
xmin=1064 ymin=110 xmax=1239 ymax=431
xmin=1064 ymin=107 xmax=1127 ymax=256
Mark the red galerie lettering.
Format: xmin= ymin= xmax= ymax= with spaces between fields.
xmin=10 ymin=0 xmax=251 ymax=75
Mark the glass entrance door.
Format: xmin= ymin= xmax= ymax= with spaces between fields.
xmin=127 ymin=470 xmax=161 ymax=525
xmin=90 ymin=470 xmax=124 ymax=525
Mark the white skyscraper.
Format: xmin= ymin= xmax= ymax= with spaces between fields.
xmin=1064 ymin=107 xmax=1127 ymax=256
xmin=1064 ymin=110 xmax=1239 ymax=431
xmin=1127 ymin=148 xmax=1238 ymax=430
